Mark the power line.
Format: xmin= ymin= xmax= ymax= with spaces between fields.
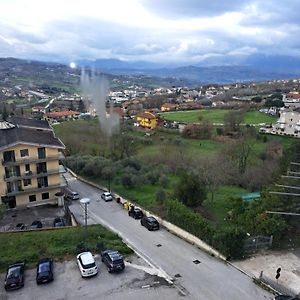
xmin=275 ymin=184 xmax=300 ymax=190
xmin=266 ymin=211 xmax=300 ymax=216
xmin=281 ymin=175 xmax=300 ymax=180
xmin=269 ymin=191 xmax=300 ymax=197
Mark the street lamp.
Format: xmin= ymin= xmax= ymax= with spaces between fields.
xmin=80 ymin=198 xmax=90 ymax=247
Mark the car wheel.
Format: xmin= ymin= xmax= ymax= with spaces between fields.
xmin=108 ymin=267 xmax=112 ymax=273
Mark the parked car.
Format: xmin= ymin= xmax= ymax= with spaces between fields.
xmin=140 ymin=216 xmax=160 ymax=231
xmin=30 ymin=220 xmax=43 ymax=229
xmin=77 ymin=252 xmax=98 ymax=277
xmin=64 ymin=188 xmax=80 ymax=201
xmin=128 ymin=207 xmax=143 ymax=219
xmin=274 ymin=296 xmax=300 ymax=300
xmin=4 ymin=262 xmax=25 ymax=291
xmin=101 ymin=250 xmax=125 ymax=273
xmin=53 ymin=217 xmax=65 ymax=227
xmin=36 ymin=258 xmax=53 ymax=284
xmin=15 ymin=223 xmax=26 ymax=230
xmin=101 ymin=192 xmax=113 ymax=202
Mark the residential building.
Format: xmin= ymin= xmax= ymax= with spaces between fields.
xmin=136 ymin=111 xmax=158 ymax=129
xmin=46 ymin=110 xmax=80 ymax=123
xmin=0 ymin=117 xmax=65 ymax=208
xmin=161 ymin=103 xmax=177 ymax=112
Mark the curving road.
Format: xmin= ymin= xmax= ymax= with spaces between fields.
xmin=66 ymin=173 xmax=272 ymax=300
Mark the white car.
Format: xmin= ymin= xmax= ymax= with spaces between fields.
xmin=77 ymin=252 xmax=98 ymax=277
xmin=101 ymin=192 xmax=113 ymax=202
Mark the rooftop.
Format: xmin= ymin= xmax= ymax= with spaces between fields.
xmin=0 ymin=117 xmax=64 ymax=150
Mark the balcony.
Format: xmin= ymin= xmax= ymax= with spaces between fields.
xmin=3 ymin=166 xmax=66 ymax=182
xmin=5 ymin=182 xmax=67 ymax=197
xmin=2 ymin=152 xmax=65 ymax=167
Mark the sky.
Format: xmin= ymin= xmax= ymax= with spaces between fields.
xmin=0 ymin=0 xmax=300 ymax=65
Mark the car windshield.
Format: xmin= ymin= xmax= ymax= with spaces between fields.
xmin=38 ymin=262 xmax=50 ymax=273
xmin=7 ymin=266 xmax=21 ymax=278
xmin=82 ymin=262 xmax=96 ymax=269
xmin=112 ymin=258 xmax=123 ymax=264
xmin=148 ymin=217 xmax=157 ymax=222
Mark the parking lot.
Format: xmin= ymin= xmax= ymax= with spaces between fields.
xmin=0 ymin=255 xmax=181 ymax=300
xmin=0 ymin=205 xmax=66 ymax=231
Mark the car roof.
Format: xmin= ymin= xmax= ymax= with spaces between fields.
xmin=147 ymin=216 xmax=157 ymax=222
xmin=103 ymin=192 xmax=111 ymax=195
xmin=104 ymin=250 xmax=123 ymax=260
xmin=78 ymin=252 xmax=94 ymax=264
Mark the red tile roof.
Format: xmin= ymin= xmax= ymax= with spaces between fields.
xmin=46 ymin=110 xmax=80 ymax=117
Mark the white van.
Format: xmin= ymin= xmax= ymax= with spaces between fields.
xmin=77 ymin=252 xmax=98 ymax=277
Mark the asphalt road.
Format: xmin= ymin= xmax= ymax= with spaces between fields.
xmin=66 ymin=173 xmax=273 ymax=300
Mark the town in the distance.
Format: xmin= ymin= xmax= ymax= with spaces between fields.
xmin=0 ymin=57 xmax=299 ymax=300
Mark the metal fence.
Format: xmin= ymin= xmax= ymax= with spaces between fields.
xmin=244 ymin=235 xmax=273 ymax=253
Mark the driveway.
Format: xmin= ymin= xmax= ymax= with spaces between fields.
xmin=66 ymin=173 xmax=273 ymax=300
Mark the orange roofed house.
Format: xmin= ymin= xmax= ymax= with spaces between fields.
xmin=46 ymin=111 xmax=80 ymax=123
xmin=161 ymin=103 xmax=177 ymax=112
xmin=136 ymin=111 xmax=162 ymax=130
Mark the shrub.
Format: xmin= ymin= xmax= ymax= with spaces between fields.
xmin=174 ymin=172 xmax=207 ymax=207
xmin=147 ymin=170 xmax=161 ymax=185
xmin=159 ymin=175 xmax=169 ymax=188
xmin=155 ymin=188 xmax=167 ymax=204
xmin=121 ymin=174 xmax=136 ymax=188
xmin=212 ymin=226 xmax=246 ymax=259
xmin=165 ymin=200 xmax=214 ymax=244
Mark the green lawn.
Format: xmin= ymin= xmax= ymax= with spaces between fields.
xmin=160 ymin=109 xmax=277 ymax=124
xmin=0 ymin=225 xmax=132 ymax=272
xmin=203 ymin=185 xmax=249 ymax=224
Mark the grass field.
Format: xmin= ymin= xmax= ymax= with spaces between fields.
xmin=203 ymin=185 xmax=249 ymax=224
xmin=55 ymin=118 xmax=294 ymax=229
xmin=0 ymin=225 xmax=132 ymax=272
xmin=160 ymin=109 xmax=277 ymax=124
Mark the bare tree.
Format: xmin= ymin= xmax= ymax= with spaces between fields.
xmin=224 ymin=110 xmax=245 ymax=133
xmin=194 ymin=155 xmax=234 ymax=202
xmin=224 ymin=138 xmax=252 ymax=174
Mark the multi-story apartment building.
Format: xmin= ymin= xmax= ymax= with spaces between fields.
xmin=0 ymin=117 xmax=65 ymax=208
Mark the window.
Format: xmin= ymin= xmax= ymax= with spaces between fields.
xmin=20 ymin=149 xmax=29 ymax=157
xmin=3 ymin=150 xmax=15 ymax=163
xmin=38 ymin=147 xmax=46 ymax=159
xmin=42 ymin=192 xmax=49 ymax=200
xmin=25 ymin=164 xmax=30 ymax=172
xmin=29 ymin=195 xmax=36 ymax=202
xmin=23 ymin=178 xmax=32 ymax=186
xmin=36 ymin=162 xmax=47 ymax=174
xmin=37 ymin=176 xmax=48 ymax=188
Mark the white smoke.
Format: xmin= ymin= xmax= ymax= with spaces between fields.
xmin=80 ymin=68 xmax=119 ymax=138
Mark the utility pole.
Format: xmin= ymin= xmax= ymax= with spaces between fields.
xmin=80 ymin=198 xmax=90 ymax=247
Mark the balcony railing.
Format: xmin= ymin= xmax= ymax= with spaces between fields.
xmin=2 ymin=153 xmax=65 ymax=166
xmin=3 ymin=166 xmax=66 ymax=182
xmin=5 ymin=182 xmax=67 ymax=197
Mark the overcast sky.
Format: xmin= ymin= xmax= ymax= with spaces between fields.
xmin=0 ymin=0 xmax=299 ymax=64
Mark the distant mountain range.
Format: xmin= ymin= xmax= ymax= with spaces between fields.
xmin=77 ymin=54 xmax=300 ymax=84
xmin=1 ymin=54 xmax=300 ymax=87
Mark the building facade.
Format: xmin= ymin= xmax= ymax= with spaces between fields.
xmin=0 ymin=117 xmax=65 ymax=208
